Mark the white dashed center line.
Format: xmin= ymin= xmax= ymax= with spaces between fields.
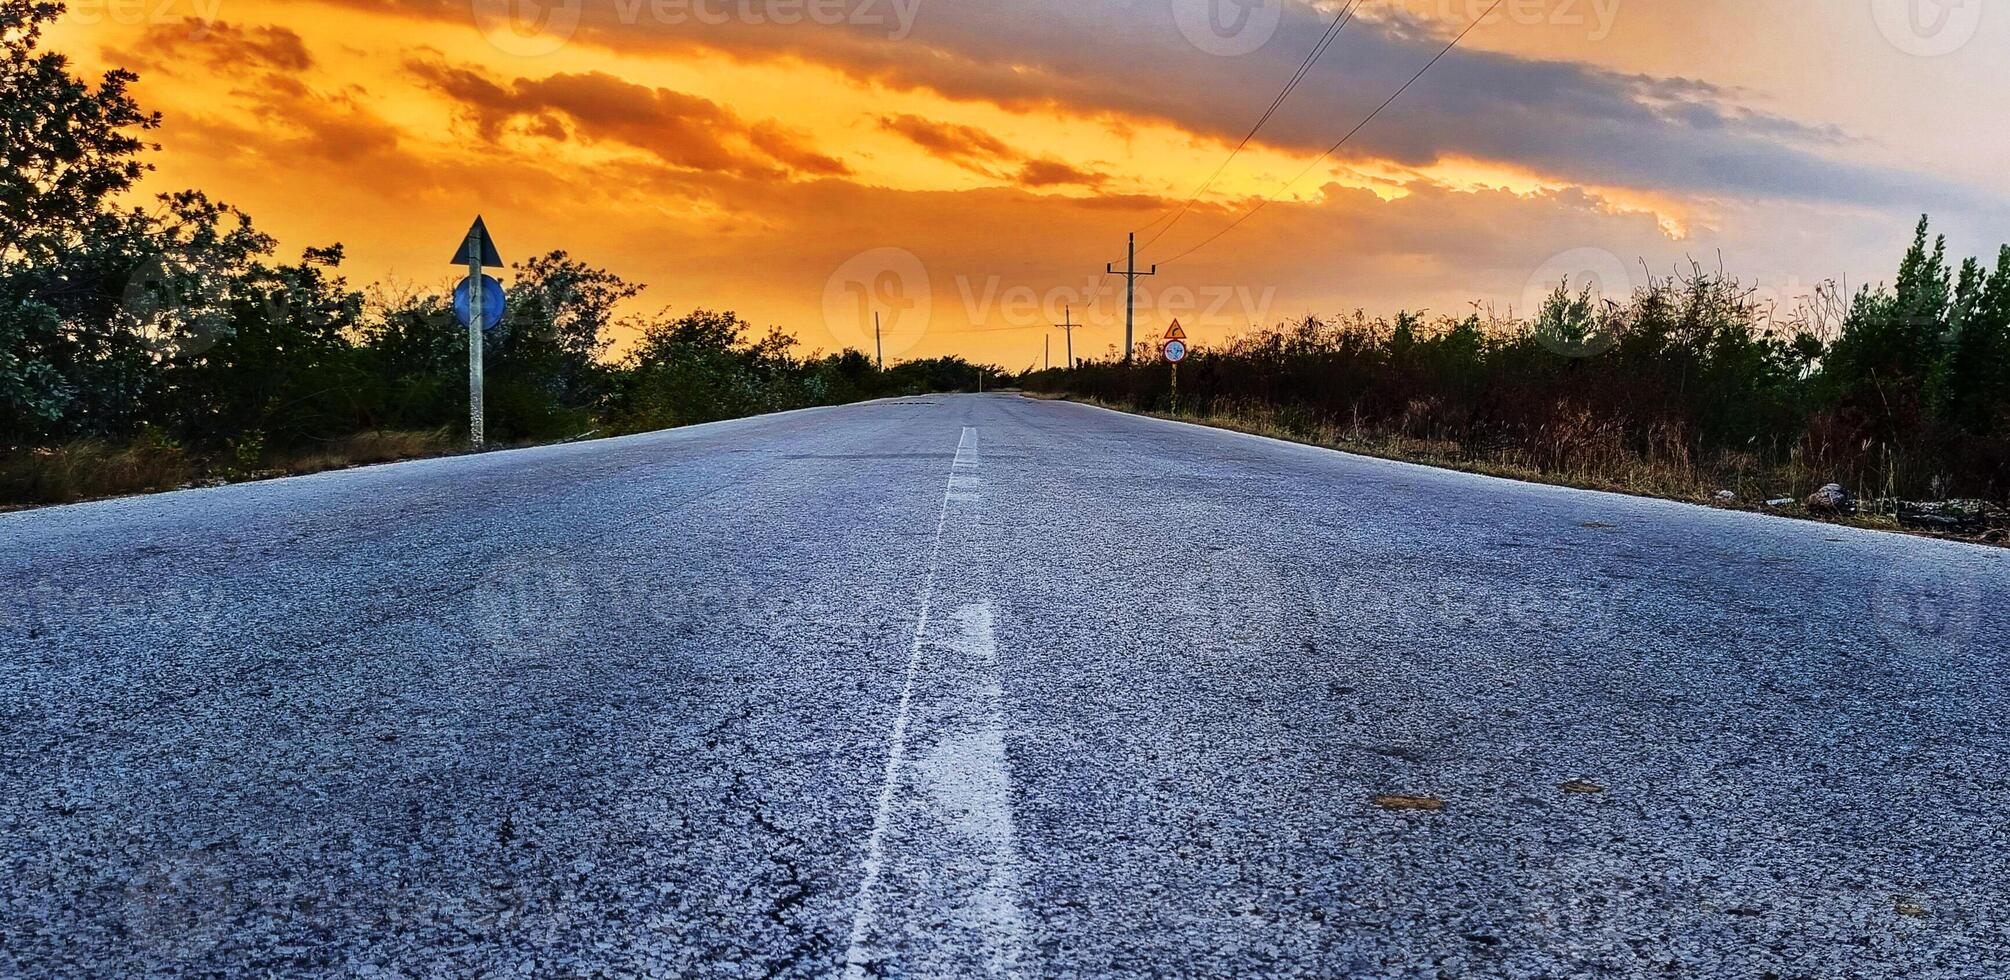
xmin=844 ymin=428 xmax=1032 ymax=978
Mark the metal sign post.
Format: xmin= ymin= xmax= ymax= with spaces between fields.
xmin=1163 ymin=320 xmax=1188 ymax=414
xmin=466 ymin=237 xmax=484 ymax=448
xmin=450 ymin=217 xmax=505 ymax=448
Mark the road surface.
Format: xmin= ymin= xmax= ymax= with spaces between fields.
xmin=3 ymin=393 xmax=2005 ymax=977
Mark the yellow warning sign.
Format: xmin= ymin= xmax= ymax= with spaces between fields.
xmin=1164 ymin=320 xmax=1187 ymax=341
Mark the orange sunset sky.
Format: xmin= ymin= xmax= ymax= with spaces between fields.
xmin=45 ymin=0 xmax=2010 ymax=365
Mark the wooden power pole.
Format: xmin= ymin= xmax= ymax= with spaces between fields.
xmin=1056 ymin=305 xmax=1078 ymax=369
xmin=1106 ymin=232 xmax=1157 ymax=363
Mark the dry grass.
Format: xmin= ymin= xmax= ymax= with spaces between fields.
xmin=0 ymin=439 xmax=196 ymax=508
xmin=1090 ymin=397 xmax=1731 ymax=500
xmin=1 ymin=430 xmax=459 ymax=509
xmin=1049 ymin=395 xmax=1968 ymax=541
xmin=271 ymin=430 xmax=459 ymax=478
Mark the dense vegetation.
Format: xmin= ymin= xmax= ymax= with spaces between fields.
xmin=1027 ymin=223 xmax=2010 ymax=507
xmin=0 ymin=1 xmax=981 ymax=503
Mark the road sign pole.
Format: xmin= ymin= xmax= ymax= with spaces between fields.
xmin=1162 ymin=320 xmax=1188 ymax=412
xmin=450 ymin=216 xmax=504 ymax=449
xmin=467 ymin=233 xmax=485 ymax=449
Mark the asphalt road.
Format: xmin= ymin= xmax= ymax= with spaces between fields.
xmin=4 ymin=393 xmax=2006 ymax=978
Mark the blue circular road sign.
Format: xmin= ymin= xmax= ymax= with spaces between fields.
xmin=453 ymin=274 xmax=507 ymax=332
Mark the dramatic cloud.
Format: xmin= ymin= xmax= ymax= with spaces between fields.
xmin=105 ymin=19 xmax=314 ymax=75
xmin=748 ymin=122 xmax=851 ymax=176
xmin=1015 ymin=159 xmax=1105 ymax=189
xmin=409 ymin=62 xmax=851 ymax=178
xmin=102 ymin=18 xmax=407 ymax=174
xmin=877 ymin=114 xmax=1105 ymax=189
xmin=878 ymin=114 xmax=1015 ymax=167
xmin=311 ymin=0 xmax=2000 ymax=213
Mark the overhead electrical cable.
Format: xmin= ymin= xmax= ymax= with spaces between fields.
xmin=1156 ymin=0 xmax=1503 ymax=268
xmin=1133 ymin=0 xmax=1366 ymax=251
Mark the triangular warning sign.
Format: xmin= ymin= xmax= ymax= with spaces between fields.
xmin=1164 ymin=320 xmax=1187 ymax=341
xmin=449 ymin=216 xmax=505 ymax=268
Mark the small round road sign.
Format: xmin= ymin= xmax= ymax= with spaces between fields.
xmin=1164 ymin=339 xmax=1188 ymax=363
xmin=453 ymin=274 xmax=507 ymax=332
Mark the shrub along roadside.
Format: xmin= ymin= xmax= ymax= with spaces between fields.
xmin=1023 ymin=224 xmax=2010 ymax=538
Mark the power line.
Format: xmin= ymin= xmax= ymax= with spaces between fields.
xmin=1134 ymin=0 xmax=1364 ymax=241
xmin=1134 ymin=0 xmax=1365 ymax=251
xmin=932 ymin=324 xmax=1047 ymax=335
xmin=1156 ymin=0 xmax=1503 ymax=268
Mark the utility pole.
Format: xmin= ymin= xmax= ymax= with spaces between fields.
xmin=1044 ymin=334 xmax=1050 ymax=371
xmin=1106 ymin=232 xmax=1157 ymax=363
xmin=1056 ymin=304 xmax=1077 ymax=369
xmin=874 ymin=312 xmax=883 ymax=370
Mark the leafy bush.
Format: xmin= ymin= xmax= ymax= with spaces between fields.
xmin=1028 ymin=223 xmax=2010 ymax=503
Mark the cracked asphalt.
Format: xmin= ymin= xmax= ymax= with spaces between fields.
xmin=3 ymin=393 xmax=2007 ymax=977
